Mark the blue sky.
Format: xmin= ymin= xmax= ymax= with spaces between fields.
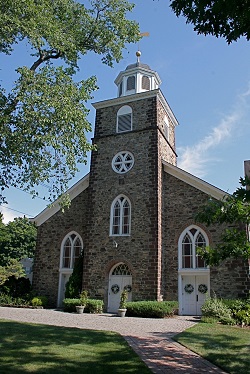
xmin=1 ymin=0 xmax=250 ymax=223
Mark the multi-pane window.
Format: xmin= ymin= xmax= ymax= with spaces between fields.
xmin=62 ymin=233 xmax=82 ymax=269
xmin=111 ymin=195 xmax=131 ymax=236
xmin=117 ymin=105 xmax=132 ymax=133
xmin=180 ymin=226 xmax=207 ymax=269
xmin=112 ymin=151 xmax=134 ymax=174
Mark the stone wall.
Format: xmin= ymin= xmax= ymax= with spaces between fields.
xmin=162 ymin=172 xmax=250 ymax=300
xmin=32 ymin=189 xmax=89 ymax=306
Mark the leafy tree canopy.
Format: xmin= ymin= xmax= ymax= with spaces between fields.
xmin=0 ymin=216 xmax=37 ymax=267
xmin=196 ymin=177 xmax=250 ymax=265
xmin=170 ymin=0 xmax=250 ymax=44
xmin=0 ymin=258 xmax=25 ymax=285
xmin=0 ymin=0 xmax=140 ymax=205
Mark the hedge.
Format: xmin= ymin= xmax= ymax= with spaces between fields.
xmin=126 ymin=301 xmax=178 ymax=318
xmin=63 ymin=298 xmax=104 ymax=313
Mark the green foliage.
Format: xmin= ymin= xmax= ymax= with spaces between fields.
xmin=65 ymin=253 xmax=83 ymax=298
xmin=170 ymin=0 xmax=250 ymax=44
xmin=0 ymin=293 xmax=30 ymax=306
xmin=63 ymin=298 xmax=103 ymax=313
xmin=126 ymin=301 xmax=178 ymax=318
xmin=0 ymin=259 xmax=25 ymax=285
xmin=235 ymin=307 xmax=250 ymax=326
xmin=201 ymin=297 xmax=232 ymax=319
xmin=0 ymin=275 xmax=31 ymax=297
xmin=31 ymin=296 xmax=48 ymax=307
xmin=0 ymin=217 xmax=37 ymax=267
xmin=119 ymin=290 xmax=128 ymax=309
xmin=0 ymin=0 xmax=140 ymax=204
xmin=79 ymin=290 xmax=88 ymax=306
xmin=85 ymin=299 xmax=104 ymax=314
xmin=196 ymin=176 xmax=250 ymax=265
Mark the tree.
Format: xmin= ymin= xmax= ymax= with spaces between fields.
xmin=0 ymin=217 xmax=37 ymax=267
xmin=0 ymin=0 xmax=140 ymax=205
xmin=196 ymin=177 xmax=250 ymax=265
xmin=0 ymin=259 xmax=25 ymax=286
xmin=169 ymin=0 xmax=250 ymax=44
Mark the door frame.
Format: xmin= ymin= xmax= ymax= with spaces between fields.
xmin=108 ymin=262 xmax=132 ymax=313
xmin=178 ymin=269 xmax=210 ymax=315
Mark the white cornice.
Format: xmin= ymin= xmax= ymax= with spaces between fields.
xmin=92 ymin=89 xmax=178 ymax=127
xmin=163 ymin=161 xmax=228 ymax=200
xmin=31 ymin=174 xmax=89 ymax=226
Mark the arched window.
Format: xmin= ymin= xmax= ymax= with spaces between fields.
xmin=142 ymin=75 xmax=150 ymax=90
xmin=126 ymin=75 xmax=135 ymax=91
xmin=179 ymin=226 xmax=208 ymax=269
xmin=61 ymin=232 xmax=83 ymax=269
xmin=110 ymin=195 xmax=131 ymax=236
xmin=117 ymin=105 xmax=132 ymax=133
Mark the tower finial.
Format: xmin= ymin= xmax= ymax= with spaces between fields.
xmin=136 ymin=50 xmax=141 ymax=63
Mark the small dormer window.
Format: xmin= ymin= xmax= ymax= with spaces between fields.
xmin=142 ymin=75 xmax=150 ymax=90
xmin=126 ymin=76 xmax=135 ymax=91
xmin=117 ymin=105 xmax=132 ymax=133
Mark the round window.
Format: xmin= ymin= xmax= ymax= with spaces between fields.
xmin=112 ymin=151 xmax=134 ymax=174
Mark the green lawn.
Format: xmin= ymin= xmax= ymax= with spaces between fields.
xmin=0 ymin=320 xmax=151 ymax=373
xmin=174 ymin=322 xmax=250 ymax=374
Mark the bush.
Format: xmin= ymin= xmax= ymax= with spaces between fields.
xmin=0 ymin=276 xmax=31 ymax=297
xmin=63 ymin=298 xmax=104 ymax=313
xmin=235 ymin=306 xmax=250 ymax=326
xmin=201 ymin=297 xmax=232 ymax=319
xmin=0 ymin=293 xmax=30 ymax=306
xmin=85 ymin=299 xmax=103 ymax=314
xmin=31 ymin=296 xmax=48 ymax=307
xmin=126 ymin=301 xmax=178 ymax=318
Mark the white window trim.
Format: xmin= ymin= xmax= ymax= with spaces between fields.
xmin=112 ymin=151 xmax=134 ymax=174
xmin=178 ymin=225 xmax=209 ymax=270
xmin=59 ymin=231 xmax=83 ymax=270
xmin=110 ymin=195 xmax=131 ymax=236
xmin=116 ymin=105 xmax=132 ymax=133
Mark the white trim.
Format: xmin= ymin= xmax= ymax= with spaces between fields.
xmin=110 ymin=194 xmax=131 ymax=236
xmin=163 ymin=161 xmax=227 ymax=200
xmin=112 ymin=151 xmax=134 ymax=174
xmin=31 ymin=174 xmax=89 ymax=226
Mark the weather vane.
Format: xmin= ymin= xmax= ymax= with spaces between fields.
xmin=137 ymin=32 xmax=150 ymax=62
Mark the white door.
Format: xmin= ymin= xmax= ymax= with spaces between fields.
xmin=181 ymin=274 xmax=209 ymax=315
xmin=58 ymin=273 xmax=71 ymax=307
xmin=108 ymin=263 xmax=132 ymax=313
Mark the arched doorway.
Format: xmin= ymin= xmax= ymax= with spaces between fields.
xmin=178 ymin=225 xmax=210 ymax=315
xmin=57 ymin=232 xmax=83 ymax=307
xmin=108 ymin=263 xmax=132 ymax=313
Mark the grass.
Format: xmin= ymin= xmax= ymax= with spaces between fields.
xmin=0 ymin=319 xmax=151 ymax=373
xmin=174 ymin=322 xmax=250 ymax=374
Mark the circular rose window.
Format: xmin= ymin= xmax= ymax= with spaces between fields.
xmin=112 ymin=151 xmax=134 ymax=174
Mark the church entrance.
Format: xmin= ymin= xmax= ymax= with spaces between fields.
xmin=180 ymin=274 xmax=209 ymax=315
xmin=108 ymin=263 xmax=132 ymax=313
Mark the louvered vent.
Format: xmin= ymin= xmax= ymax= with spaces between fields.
xmin=118 ymin=114 xmax=132 ymax=132
xmin=119 ymin=81 xmax=123 ymax=97
xmin=126 ymin=76 xmax=135 ymax=91
xmin=142 ymin=75 xmax=150 ymax=90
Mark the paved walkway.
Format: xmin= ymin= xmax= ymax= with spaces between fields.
xmin=0 ymin=307 xmax=226 ymax=373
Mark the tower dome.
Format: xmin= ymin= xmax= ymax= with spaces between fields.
xmin=114 ymin=51 xmax=161 ymax=97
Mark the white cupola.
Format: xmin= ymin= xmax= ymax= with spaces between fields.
xmin=114 ymin=51 xmax=161 ymax=97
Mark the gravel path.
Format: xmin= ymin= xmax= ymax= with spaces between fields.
xmin=0 ymin=307 xmax=197 ymax=339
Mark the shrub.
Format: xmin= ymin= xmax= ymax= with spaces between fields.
xmin=0 ymin=293 xmax=30 ymax=306
xmin=63 ymin=298 xmax=104 ymax=313
xmin=201 ymin=297 xmax=232 ymax=319
xmin=235 ymin=306 xmax=250 ymax=326
xmin=31 ymin=296 xmax=48 ymax=307
xmin=0 ymin=276 xmax=31 ymax=297
xmin=65 ymin=254 xmax=83 ymax=298
xmin=126 ymin=301 xmax=178 ymax=318
xmin=85 ymin=299 xmax=104 ymax=314
xmin=219 ymin=316 xmax=237 ymax=325
xmin=200 ymin=316 xmax=218 ymax=324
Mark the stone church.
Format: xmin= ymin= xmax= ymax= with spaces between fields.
xmin=32 ymin=53 xmax=249 ymax=315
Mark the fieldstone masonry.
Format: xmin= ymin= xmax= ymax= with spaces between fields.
xmin=32 ymin=61 xmax=250 ymax=309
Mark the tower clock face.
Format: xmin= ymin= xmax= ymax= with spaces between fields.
xmin=112 ymin=151 xmax=134 ymax=174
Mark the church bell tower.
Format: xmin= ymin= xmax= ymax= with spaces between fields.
xmin=83 ymin=52 xmax=178 ymax=311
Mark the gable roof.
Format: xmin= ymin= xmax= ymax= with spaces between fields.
xmin=163 ymin=161 xmax=227 ymax=200
xmin=31 ymin=174 xmax=89 ymax=226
